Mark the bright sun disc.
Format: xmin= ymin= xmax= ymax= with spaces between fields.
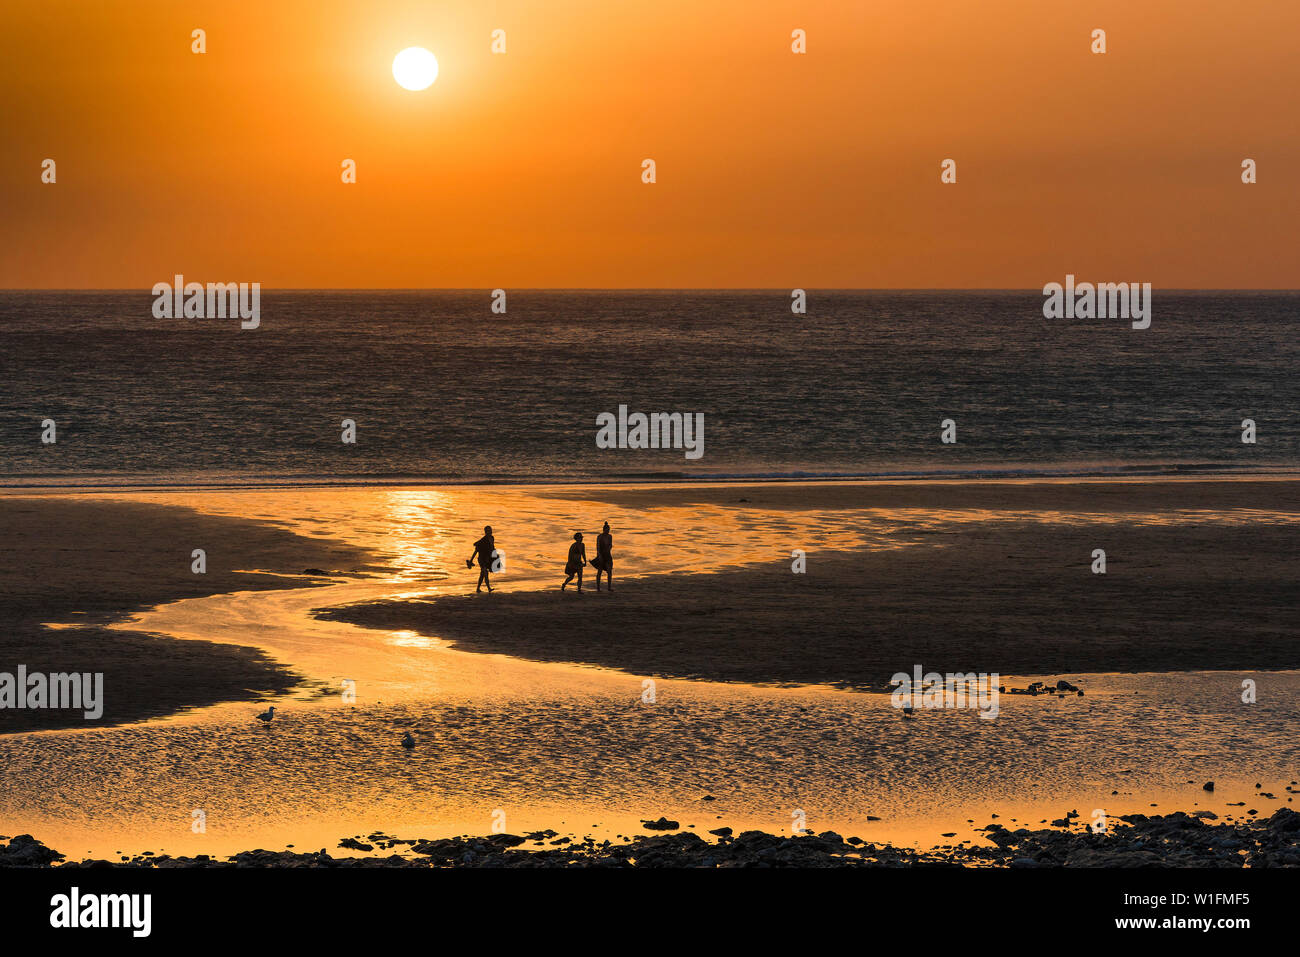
xmin=392 ymin=47 xmax=438 ymax=91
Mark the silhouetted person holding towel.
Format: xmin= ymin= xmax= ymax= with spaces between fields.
xmin=467 ymin=525 xmax=496 ymax=593
xmin=594 ymin=521 xmax=614 ymax=592
xmin=561 ymin=532 xmax=587 ymax=593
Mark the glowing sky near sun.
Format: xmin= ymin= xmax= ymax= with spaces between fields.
xmin=2 ymin=0 xmax=1298 ymax=288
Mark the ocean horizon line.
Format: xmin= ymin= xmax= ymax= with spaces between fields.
xmin=4 ymin=287 xmax=1300 ymax=295
xmin=4 ymin=463 xmax=1299 ymax=493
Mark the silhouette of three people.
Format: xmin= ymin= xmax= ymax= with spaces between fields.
xmin=466 ymin=522 xmax=614 ymax=595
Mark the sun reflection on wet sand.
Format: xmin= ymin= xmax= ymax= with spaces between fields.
xmin=387 ymin=630 xmax=440 ymax=649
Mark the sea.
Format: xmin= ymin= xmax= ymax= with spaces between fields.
xmin=1 ymin=290 xmax=1296 ymax=486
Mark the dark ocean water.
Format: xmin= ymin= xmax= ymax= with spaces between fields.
xmin=0 ymin=291 xmax=1296 ymax=485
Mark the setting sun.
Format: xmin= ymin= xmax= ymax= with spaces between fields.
xmin=392 ymin=46 xmax=438 ymax=91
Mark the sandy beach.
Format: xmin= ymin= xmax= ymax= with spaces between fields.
xmin=0 ymin=498 xmax=381 ymax=732
xmin=2 ymin=479 xmax=1299 ymax=862
xmin=326 ymin=504 xmax=1300 ymax=690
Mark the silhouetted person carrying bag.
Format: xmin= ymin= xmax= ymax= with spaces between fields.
xmin=467 ymin=525 xmax=496 ymax=593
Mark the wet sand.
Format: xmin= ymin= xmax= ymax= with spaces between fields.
xmin=0 ymin=498 xmax=380 ymax=731
xmin=323 ymin=519 xmax=1300 ymax=691
xmin=1 ymin=479 xmax=1298 ymax=860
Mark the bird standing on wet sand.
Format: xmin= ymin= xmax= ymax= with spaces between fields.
xmin=401 ymin=732 xmax=415 ymax=749
xmin=256 ymin=706 xmax=276 ymax=723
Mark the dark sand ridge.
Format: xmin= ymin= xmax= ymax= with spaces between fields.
xmin=321 ymin=508 xmax=1300 ymax=692
xmin=0 ymin=498 xmax=381 ymax=733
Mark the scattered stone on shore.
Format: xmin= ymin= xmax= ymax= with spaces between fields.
xmin=0 ymin=835 xmax=64 ymax=867
xmin=641 ymin=817 xmax=680 ymax=831
xmin=1002 ymin=678 xmax=1085 ymax=697
xmin=13 ymin=805 xmax=1300 ymax=869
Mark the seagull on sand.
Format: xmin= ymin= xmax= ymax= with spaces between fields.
xmin=256 ymin=706 xmax=276 ymax=724
xmin=401 ymin=731 xmax=415 ymax=749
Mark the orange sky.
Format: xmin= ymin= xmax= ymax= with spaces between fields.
xmin=2 ymin=0 xmax=1297 ymax=288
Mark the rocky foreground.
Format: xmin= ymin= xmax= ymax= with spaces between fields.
xmin=4 ymin=808 xmax=1300 ymax=868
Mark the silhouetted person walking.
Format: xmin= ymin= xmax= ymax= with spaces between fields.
xmin=561 ymin=532 xmax=587 ymax=593
xmin=594 ymin=521 xmax=614 ymax=592
xmin=467 ymin=525 xmax=496 ymax=593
